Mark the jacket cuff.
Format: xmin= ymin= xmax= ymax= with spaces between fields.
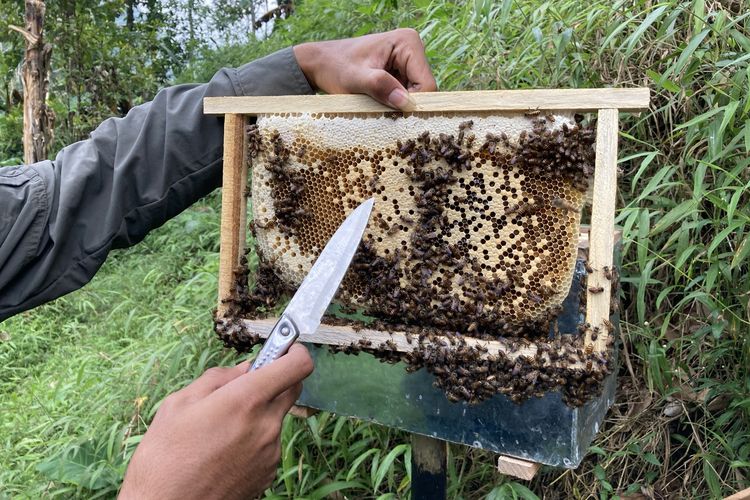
xmin=232 ymin=47 xmax=314 ymax=97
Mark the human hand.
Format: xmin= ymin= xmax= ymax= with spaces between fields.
xmin=293 ymin=28 xmax=437 ymax=111
xmin=118 ymin=344 xmax=314 ymax=500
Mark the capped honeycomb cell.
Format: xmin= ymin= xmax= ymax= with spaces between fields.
xmin=249 ymin=112 xmax=595 ymax=335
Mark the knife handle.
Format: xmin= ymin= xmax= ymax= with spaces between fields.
xmin=249 ymin=315 xmax=300 ymax=371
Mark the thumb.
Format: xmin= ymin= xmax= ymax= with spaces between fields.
xmin=356 ymin=68 xmax=416 ymax=111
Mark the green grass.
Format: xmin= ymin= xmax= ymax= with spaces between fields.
xmin=0 ymin=195 xmax=231 ymax=497
xmin=2 ymin=0 xmax=750 ymax=498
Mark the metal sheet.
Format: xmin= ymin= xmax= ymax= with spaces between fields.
xmin=298 ymin=257 xmax=620 ymax=468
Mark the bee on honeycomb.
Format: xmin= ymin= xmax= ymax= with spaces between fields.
xmin=214 ymin=111 xmax=613 ymax=407
xmin=250 ymin=112 xmax=595 ymax=337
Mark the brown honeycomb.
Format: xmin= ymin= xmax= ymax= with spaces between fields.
xmin=249 ymin=112 xmax=594 ymax=336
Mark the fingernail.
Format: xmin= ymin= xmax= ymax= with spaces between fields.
xmin=388 ymin=88 xmax=416 ymax=111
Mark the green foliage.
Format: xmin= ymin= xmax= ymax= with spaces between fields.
xmin=0 ymin=105 xmax=23 ymax=159
xmin=0 ymin=0 xmax=192 ymax=160
xmin=175 ymin=0 xmax=417 ymax=84
xmin=1 ymin=0 xmax=749 ymax=498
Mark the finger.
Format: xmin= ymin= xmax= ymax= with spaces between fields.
xmin=220 ymin=343 xmax=314 ymax=406
xmin=268 ymin=381 xmax=304 ymax=417
xmin=178 ymin=361 xmax=250 ymax=400
xmin=391 ymin=29 xmax=437 ymax=93
xmin=355 ymin=67 xmax=415 ymax=111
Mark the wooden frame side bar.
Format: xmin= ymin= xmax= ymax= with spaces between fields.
xmin=204 ymin=88 xmax=650 ymax=115
xmin=217 ymin=114 xmax=248 ymax=314
xmin=585 ymin=109 xmax=619 ymax=351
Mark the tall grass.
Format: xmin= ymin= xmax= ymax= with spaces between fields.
xmin=1 ymin=0 xmax=748 ymax=498
xmin=419 ymin=0 xmax=750 ymax=497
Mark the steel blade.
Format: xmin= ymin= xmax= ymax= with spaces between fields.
xmin=282 ymin=198 xmax=374 ymax=334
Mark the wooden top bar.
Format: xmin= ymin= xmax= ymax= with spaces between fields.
xmin=204 ymin=88 xmax=650 ymax=115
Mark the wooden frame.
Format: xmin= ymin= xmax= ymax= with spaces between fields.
xmin=210 ymin=89 xmax=649 ymax=357
xmin=209 ymin=89 xmax=649 ymax=481
xmin=204 ymin=88 xmax=649 ymax=114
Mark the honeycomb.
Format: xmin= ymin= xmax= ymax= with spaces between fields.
xmin=249 ymin=112 xmax=594 ymax=335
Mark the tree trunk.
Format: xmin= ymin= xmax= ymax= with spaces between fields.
xmin=126 ymin=0 xmax=134 ymax=30
xmin=10 ymin=0 xmax=54 ymax=164
xmin=187 ymin=0 xmax=195 ymax=45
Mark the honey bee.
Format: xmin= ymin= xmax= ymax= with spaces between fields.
xmin=551 ymin=197 xmax=578 ymax=212
xmin=358 ymin=338 xmax=373 ymax=348
xmin=524 ymin=108 xmax=541 ymax=118
xmin=584 ymin=260 xmax=594 ymax=274
xmin=459 ymin=120 xmax=474 ymax=130
xmin=588 ymin=286 xmax=605 ymax=294
xmin=603 ymin=266 xmax=613 ymax=280
xmin=400 ymin=214 xmax=414 ymax=225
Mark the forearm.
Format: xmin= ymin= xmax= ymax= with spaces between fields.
xmin=0 ymin=48 xmax=312 ymax=322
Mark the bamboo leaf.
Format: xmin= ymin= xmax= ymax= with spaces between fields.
xmin=373 ymin=444 xmax=409 ymax=492
xmin=673 ymin=106 xmax=725 ymax=132
xmin=731 ymin=235 xmax=750 ymax=270
xmin=703 ymin=458 xmax=723 ymax=498
xmin=718 ymin=100 xmax=740 ymax=141
xmin=646 ymin=69 xmax=680 ymax=93
xmin=651 ymin=200 xmax=699 ymax=236
xmin=669 ymin=28 xmax=710 ymax=79
xmin=707 ymin=222 xmax=744 ymax=259
xmin=624 ymin=5 xmax=668 ymax=56
xmin=346 ymin=449 xmax=379 ymax=482
xmin=644 ymin=452 xmax=662 ymax=466
xmin=309 ymin=481 xmax=365 ymax=500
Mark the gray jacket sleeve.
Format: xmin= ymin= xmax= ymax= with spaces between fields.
xmin=0 ymin=47 xmax=313 ymax=322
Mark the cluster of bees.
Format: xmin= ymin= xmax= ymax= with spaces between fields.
xmin=213 ymin=112 xmax=619 ymax=408
xmin=214 ymin=256 xmax=285 ymax=352
xmin=325 ymin=314 xmax=616 ymax=407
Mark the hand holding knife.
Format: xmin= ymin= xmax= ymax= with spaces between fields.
xmin=250 ymin=198 xmax=375 ymax=371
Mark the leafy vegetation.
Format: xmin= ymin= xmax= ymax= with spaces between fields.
xmin=1 ymin=0 xmax=748 ymax=498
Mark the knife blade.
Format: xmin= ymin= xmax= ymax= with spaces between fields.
xmin=250 ymin=198 xmax=374 ymax=370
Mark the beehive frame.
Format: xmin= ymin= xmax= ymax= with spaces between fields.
xmin=206 ymin=88 xmax=649 ymax=360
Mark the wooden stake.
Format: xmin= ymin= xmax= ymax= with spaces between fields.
xmin=288 ymin=405 xmax=318 ymax=419
xmin=217 ymin=114 xmax=247 ymax=314
xmin=496 ymin=455 xmax=541 ymax=481
xmin=411 ymin=435 xmax=447 ymax=500
xmin=586 ymin=109 xmax=619 ymax=352
xmin=724 ymin=486 xmax=750 ymax=500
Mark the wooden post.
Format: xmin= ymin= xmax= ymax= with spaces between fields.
xmin=585 ymin=108 xmax=619 ymax=351
xmin=9 ymin=0 xmax=54 ymax=164
xmin=724 ymin=486 xmax=750 ymax=500
xmin=496 ymin=455 xmax=541 ymax=481
xmin=411 ymin=435 xmax=447 ymax=500
xmin=217 ymin=114 xmax=248 ymax=314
